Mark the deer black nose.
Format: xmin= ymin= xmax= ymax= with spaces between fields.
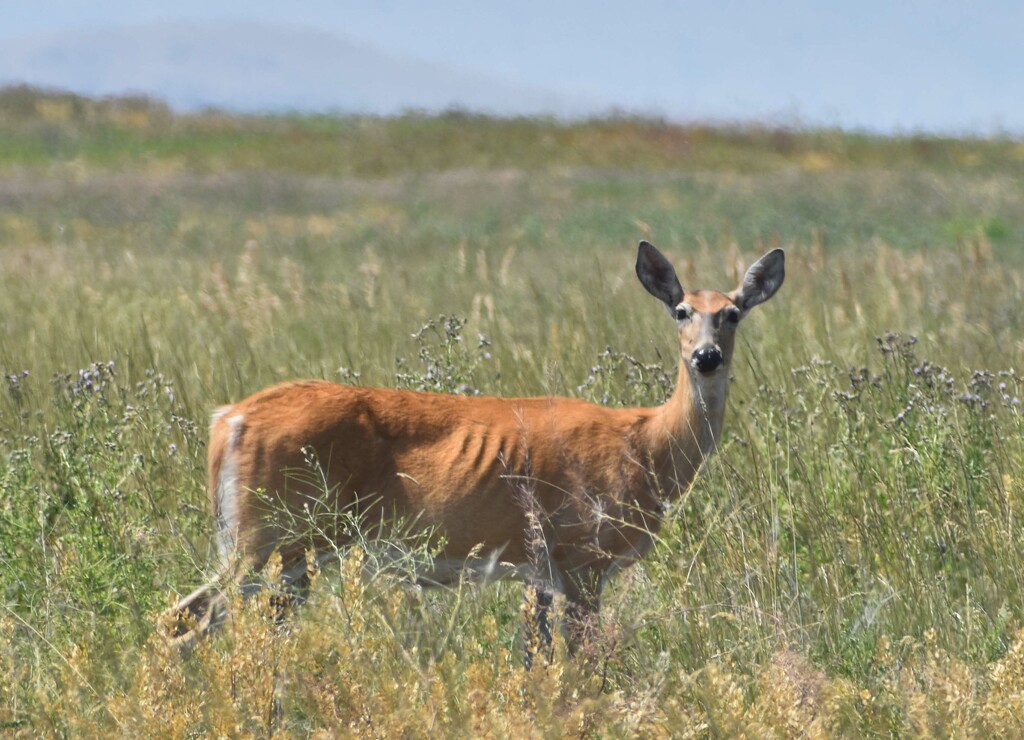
xmin=692 ymin=347 xmax=723 ymax=374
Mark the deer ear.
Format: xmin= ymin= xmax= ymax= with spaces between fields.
xmin=636 ymin=240 xmax=684 ymax=308
xmin=733 ymin=248 xmax=785 ymax=313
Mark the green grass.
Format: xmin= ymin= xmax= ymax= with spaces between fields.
xmin=2 ymin=87 xmax=1024 ymax=735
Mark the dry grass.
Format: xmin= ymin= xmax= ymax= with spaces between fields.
xmin=1 ymin=90 xmax=1024 ymax=735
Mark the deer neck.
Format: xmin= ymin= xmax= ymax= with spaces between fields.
xmin=643 ymin=360 xmax=729 ymax=498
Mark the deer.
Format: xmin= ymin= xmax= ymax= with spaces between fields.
xmin=165 ymin=240 xmax=784 ymax=656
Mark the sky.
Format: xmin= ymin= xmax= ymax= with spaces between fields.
xmin=1 ymin=1 xmax=1021 ymax=135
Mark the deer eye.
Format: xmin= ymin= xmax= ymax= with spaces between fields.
xmin=724 ymin=309 xmax=741 ymax=325
xmin=674 ymin=305 xmax=692 ymax=322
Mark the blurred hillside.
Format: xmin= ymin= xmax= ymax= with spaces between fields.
xmin=0 ymin=22 xmax=586 ymax=116
xmin=2 ymin=85 xmax=1023 ymax=178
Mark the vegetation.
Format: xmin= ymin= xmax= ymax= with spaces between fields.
xmin=1 ymin=86 xmax=1024 ymax=735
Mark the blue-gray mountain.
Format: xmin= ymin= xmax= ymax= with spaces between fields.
xmin=0 ymin=21 xmax=597 ymax=116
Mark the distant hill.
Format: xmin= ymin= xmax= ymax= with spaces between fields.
xmin=0 ymin=21 xmax=596 ymax=116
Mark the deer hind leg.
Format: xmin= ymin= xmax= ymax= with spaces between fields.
xmin=259 ymin=551 xmax=319 ymax=622
xmin=162 ymin=550 xmax=258 ymax=654
xmin=164 ymin=582 xmax=230 ymax=656
xmin=164 ymin=550 xmax=316 ymax=654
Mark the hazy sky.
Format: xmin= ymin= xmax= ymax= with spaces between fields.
xmin=2 ymin=1 xmax=1021 ymax=134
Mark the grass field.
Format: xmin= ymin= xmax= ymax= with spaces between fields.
xmin=2 ymin=87 xmax=1024 ymax=735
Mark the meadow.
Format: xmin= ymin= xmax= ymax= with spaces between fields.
xmin=1 ymin=87 xmax=1024 ymax=735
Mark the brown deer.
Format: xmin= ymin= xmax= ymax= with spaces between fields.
xmin=166 ymin=240 xmax=784 ymax=654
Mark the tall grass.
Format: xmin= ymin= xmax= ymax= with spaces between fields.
xmin=1 ymin=89 xmax=1024 ymax=734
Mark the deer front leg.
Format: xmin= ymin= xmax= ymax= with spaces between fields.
xmin=522 ymin=582 xmax=555 ymax=669
xmin=561 ymin=565 xmax=605 ymax=656
xmin=521 ymin=565 xmax=603 ymax=667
